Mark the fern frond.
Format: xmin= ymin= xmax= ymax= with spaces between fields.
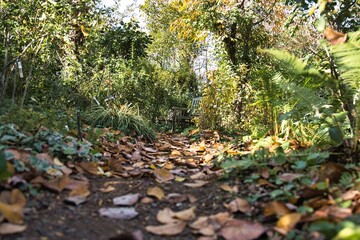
xmin=273 ymin=73 xmax=326 ymax=110
xmin=332 ymin=30 xmax=360 ymax=90
xmin=262 ymin=49 xmax=323 ymax=80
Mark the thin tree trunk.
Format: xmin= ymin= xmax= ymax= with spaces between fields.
xmin=0 ymin=33 xmax=9 ymax=108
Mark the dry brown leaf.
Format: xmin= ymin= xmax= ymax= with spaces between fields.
xmin=131 ymin=150 xmax=142 ymax=161
xmin=220 ymin=184 xmax=238 ymax=193
xmin=184 ymin=180 xmax=208 ymax=188
xmin=224 ymin=198 xmax=251 ymax=213
xmin=153 ymin=168 xmax=174 ymax=182
xmin=10 ymin=189 xmax=26 ymax=208
xmin=113 ymin=193 xmax=140 ymax=206
xmin=157 ymin=208 xmax=177 ymax=224
xmin=142 ymin=146 xmax=158 ymax=153
xmin=278 ymin=173 xmax=303 ymax=183
xmin=78 ymin=162 xmax=98 ymax=175
xmin=145 ymin=221 xmax=186 ymax=236
xmin=260 ymin=168 xmax=270 ymax=179
xmin=141 ymin=197 xmax=154 ymax=204
xmin=0 ymin=223 xmax=27 ymax=235
xmin=0 ymin=202 xmax=24 ymax=224
xmin=188 ymin=194 xmax=197 ymax=203
xmin=219 ymin=219 xmax=266 ymax=240
xmin=341 ymin=190 xmax=360 ymax=201
xmin=147 ymin=186 xmax=165 ymax=200
xmin=263 ymin=201 xmax=290 ymax=217
xmin=100 ymin=185 xmax=116 ymax=193
xmin=69 ymin=184 xmax=90 ymax=198
xmin=257 ymin=179 xmax=277 ymax=188
xmin=163 ymin=162 xmax=174 ymax=170
xmin=64 ymin=196 xmax=87 ymax=206
xmin=173 ymin=206 xmax=196 ymax=221
xmin=202 ymin=154 xmax=213 ymax=162
xmin=276 ymin=213 xmax=302 ymax=234
xmin=190 ymin=172 xmax=207 ymax=180
xmin=170 ymin=150 xmax=182 ymax=157
xmin=324 ymin=27 xmax=347 ymax=45
xmin=189 ymin=216 xmax=216 ymax=236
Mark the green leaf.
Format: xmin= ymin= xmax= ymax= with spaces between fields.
xmin=292 ymin=160 xmax=307 ymax=170
xmin=316 ymin=16 xmax=326 ymax=32
xmin=329 ymin=126 xmax=343 ymax=144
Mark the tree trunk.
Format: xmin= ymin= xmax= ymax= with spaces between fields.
xmin=223 ymin=22 xmax=237 ymax=67
xmin=0 ymin=39 xmax=9 ymax=108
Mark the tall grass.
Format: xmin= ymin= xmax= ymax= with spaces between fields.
xmin=86 ymin=103 xmax=157 ymax=141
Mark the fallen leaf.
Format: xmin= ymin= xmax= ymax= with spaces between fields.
xmin=257 ymin=179 xmax=277 ymax=188
xmin=147 ymin=186 xmax=165 ymax=200
xmin=163 ymin=162 xmax=174 ymax=170
xmin=190 ymin=172 xmax=207 ymax=180
xmin=64 ymin=196 xmax=87 ymax=206
xmin=99 ymin=207 xmax=139 ymax=220
xmin=141 ymin=197 xmax=154 ymax=204
xmin=173 ymin=206 xmax=196 ymax=221
xmin=190 ymin=212 xmax=232 ymax=236
xmin=157 ymin=208 xmax=177 ymax=224
xmin=278 ymin=173 xmax=303 ymax=183
xmin=202 ymin=154 xmax=213 ymax=162
xmin=0 ymin=223 xmax=27 ymax=235
xmin=100 ymin=185 xmax=116 ymax=193
xmin=142 ymin=146 xmax=158 ymax=153
xmin=224 ymin=198 xmax=251 ymax=213
xmin=69 ymin=184 xmax=90 ymax=198
xmin=41 ymin=175 xmax=71 ymax=193
xmin=260 ymin=168 xmax=270 ymax=179
xmin=79 ymin=162 xmax=98 ymax=175
xmin=219 ymin=219 xmax=266 ymax=240
xmin=170 ymin=150 xmax=182 ymax=157
xmin=189 ymin=216 xmax=216 ymax=236
xmin=0 ymin=203 xmax=23 ymax=224
xmin=220 ymin=184 xmax=238 ymax=193
xmin=0 ymin=189 xmax=26 ymax=224
xmin=10 ymin=189 xmax=26 ymax=208
xmin=275 ymin=213 xmax=302 ymax=234
xmin=175 ymin=176 xmax=186 ymax=182
xmin=263 ymin=201 xmax=290 ymax=217
xmin=145 ymin=221 xmax=186 ymax=236
xmin=188 ymin=194 xmax=197 ymax=203
xmin=153 ymin=168 xmax=174 ymax=182
xmin=131 ymin=150 xmax=142 ymax=161
xmin=184 ymin=180 xmax=208 ymax=188
xmin=113 ymin=193 xmax=140 ymax=206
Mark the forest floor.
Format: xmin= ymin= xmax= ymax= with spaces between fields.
xmin=1 ymin=129 xmax=359 ymax=240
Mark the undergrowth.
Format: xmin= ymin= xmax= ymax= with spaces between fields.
xmin=85 ymin=103 xmax=157 ymax=141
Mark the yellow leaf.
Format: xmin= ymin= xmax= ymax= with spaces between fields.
xmin=276 ymin=213 xmax=302 ymax=233
xmin=154 ymin=168 xmax=174 ymax=182
xmin=147 ymin=186 xmax=165 ymax=200
xmin=175 ymin=176 xmax=186 ymax=182
xmin=0 ymin=202 xmax=24 ymax=224
xmin=264 ymin=201 xmax=290 ymax=217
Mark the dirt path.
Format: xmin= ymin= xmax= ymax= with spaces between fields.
xmin=3 ymin=132 xmax=260 ymax=240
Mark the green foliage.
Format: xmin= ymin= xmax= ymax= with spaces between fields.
xmin=310 ymin=217 xmax=360 ymax=240
xmin=85 ymin=104 xmax=157 ymax=141
xmin=0 ymin=124 xmax=100 ymax=161
xmin=0 ymin=105 xmax=76 ymax=133
xmin=0 ymin=151 xmax=12 ymax=181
